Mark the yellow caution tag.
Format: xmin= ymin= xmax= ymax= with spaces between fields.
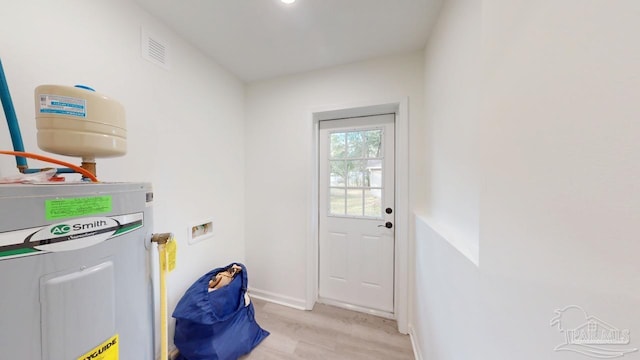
xmin=166 ymin=238 xmax=177 ymax=272
xmin=77 ymin=334 xmax=118 ymax=360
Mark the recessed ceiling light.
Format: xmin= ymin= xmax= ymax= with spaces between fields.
xmin=281 ymin=0 xmax=296 ymax=4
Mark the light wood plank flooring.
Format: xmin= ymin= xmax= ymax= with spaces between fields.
xmin=241 ymin=298 xmax=415 ymax=360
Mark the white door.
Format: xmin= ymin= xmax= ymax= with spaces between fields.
xmin=318 ymin=113 xmax=395 ymax=314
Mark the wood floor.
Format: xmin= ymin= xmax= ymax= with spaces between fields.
xmin=241 ymin=298 xmax=415 ymax=360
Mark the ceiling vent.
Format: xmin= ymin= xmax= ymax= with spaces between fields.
xmin=141 ymin=28 xmax=170 ymax=70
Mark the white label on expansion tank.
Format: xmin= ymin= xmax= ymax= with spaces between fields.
xmin=39 ymin=94 xmax=86 ymax=118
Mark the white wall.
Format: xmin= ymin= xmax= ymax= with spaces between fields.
xmin=412 ymin=0 xmax=640 ymax=359
xmin=245 ymin=52 xmax=425 ymax=306
xmin=0 ymin=0 xmax=246 ymax=352
xmin=422 ymin=0 xmax=480 ymax=263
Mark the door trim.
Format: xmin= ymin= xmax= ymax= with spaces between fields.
xmin=306 ymin=97 xmax=409 ymax=334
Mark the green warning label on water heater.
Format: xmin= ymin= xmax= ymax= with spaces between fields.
xmin=45 ymin=196 xmax=112 ymax=220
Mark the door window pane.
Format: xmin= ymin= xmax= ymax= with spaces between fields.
xmin=330 ymin=188 xmax=346 ymax=215
xmin=330 ymin=133 xmax=346 ymax=158
xmin=364 ymin=189 xmax=382 ymax=217
xmin=346 ymin=132 xmax=364 ymax=158
xmin=367 ymin=159 xmax=382 ymax=187
xmin=346 ymin=189 xmax=363 ymax=216
xmin=365 ymin=130 xmax=382 ymax=157
xmin=346 ymin=160 xmax=366 ymax=187
xmin=330 ymin=161 xmax=345 ymax=186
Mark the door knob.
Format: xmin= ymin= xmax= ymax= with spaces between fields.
xmin=385 ymin=208 xmax=393 ymax=214
xmin=378 ymin=221 xmax=393 ymax=229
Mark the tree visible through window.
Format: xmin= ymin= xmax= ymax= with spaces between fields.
xmin=328 ymin=129 xmax=383 ymax=218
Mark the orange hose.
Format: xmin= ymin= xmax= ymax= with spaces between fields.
xmin=0 ymin=150 xmax=99 ymax=182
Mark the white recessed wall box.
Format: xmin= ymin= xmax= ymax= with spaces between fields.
xmin=188 ymin=219 xmax=213 ymax=245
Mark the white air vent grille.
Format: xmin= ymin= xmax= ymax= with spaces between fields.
xmin=141 ymin=28 xmax=170 ymax=70
xmin=148 ymin=37 xmax=166 ymax=63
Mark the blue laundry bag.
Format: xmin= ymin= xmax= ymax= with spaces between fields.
xmin=173 ymin=263 xmax=269 ymax=360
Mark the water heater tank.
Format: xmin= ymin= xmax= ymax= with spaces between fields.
xmin=34 ymin=85 xmax=126 ymax=159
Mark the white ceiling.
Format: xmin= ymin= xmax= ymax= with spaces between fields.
xmin=133 ymin=0 xmax=442 ymax=82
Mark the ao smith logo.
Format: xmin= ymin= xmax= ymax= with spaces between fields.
xmin=0 ymin=214 xmax=144 ymax=261
xmin=30 ymin=217 xmax=120 ymax=253
xmin=50 ymin=220 xmax=109 ymax=236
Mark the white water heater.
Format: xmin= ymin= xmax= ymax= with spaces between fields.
xmin=0 ymin=183 xmax=154 ymax=360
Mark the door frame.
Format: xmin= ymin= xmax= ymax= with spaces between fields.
xmin=306 ymin=98 xmax=409 ymax=334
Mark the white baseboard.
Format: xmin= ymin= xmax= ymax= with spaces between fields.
xmin=409 ymin=325 xmax=424 ymax=360
xmin=248 ymin=288 xmax=307 ymax=310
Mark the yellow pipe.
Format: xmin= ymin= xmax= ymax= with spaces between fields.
xmin=152 ymin=233 xmax=172 ymax=360
xmin=158 ymin=242 xmax=168 ymax=360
